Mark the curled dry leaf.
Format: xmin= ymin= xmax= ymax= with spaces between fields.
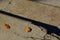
xmin=25 ymin=27 xmax=32 ymax=32
xmin=4 ymin=24 xmax=10 ymax=29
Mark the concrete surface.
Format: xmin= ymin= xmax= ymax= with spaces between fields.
xmin=0 ymin=14 xmax=47 ymax=40
xmin=0 ymin=0 xmax=60 ymax=40
xmin=36 ymin=0 xmax=60 ymax=7
xmin=2 ymin=0 xmax=60 ymax=28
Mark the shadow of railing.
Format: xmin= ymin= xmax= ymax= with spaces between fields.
xmin=0 ymin=10 xmax=60 ymax=36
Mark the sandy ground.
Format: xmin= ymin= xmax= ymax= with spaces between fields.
xmin=0 ymin=0 xmax=60 ymax=40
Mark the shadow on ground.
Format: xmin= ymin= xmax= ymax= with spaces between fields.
xmin=29 ymin=0 xmax=47 ymax=2
xmin=0 ymin=10 xmax=60 ymax=36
